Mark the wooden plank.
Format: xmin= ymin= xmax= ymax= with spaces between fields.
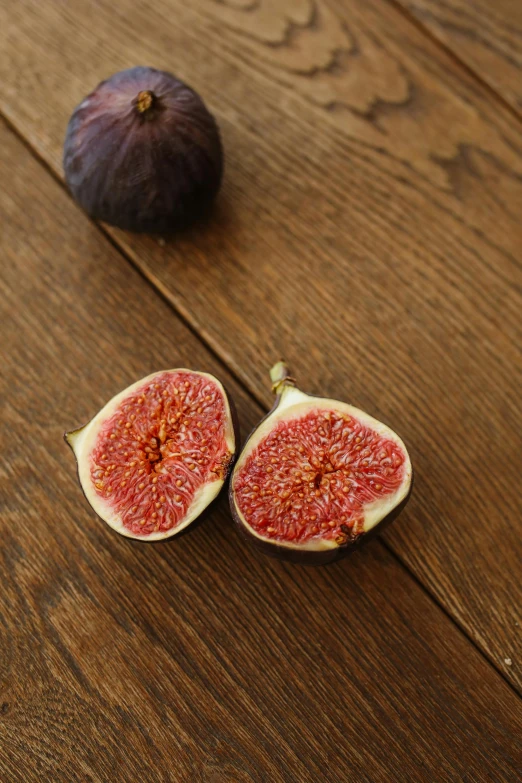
xmin=393 ymin=0 xmax=522 ymax=113
xmin=1 ymin=122 xmax=522 ymax=783
xmin=1 ymin=0 xmax=521 ymax=691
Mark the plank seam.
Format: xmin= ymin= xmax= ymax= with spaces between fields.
xmin=385 ymin=0 xmax=522 ymax=125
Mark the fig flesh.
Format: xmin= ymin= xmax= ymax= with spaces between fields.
xmin=65 ymin=370 xmax=237 ymax=541
xmin=63 ymin=66 xmax=223 ymax=232
xmin=230 ymin=363 xmax=412 ymax=564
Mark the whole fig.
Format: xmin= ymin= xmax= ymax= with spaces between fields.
xmin=63 ymin=66 xmax=223 ymax=232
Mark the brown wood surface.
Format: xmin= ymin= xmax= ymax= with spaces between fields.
xmin=2 ymin=120 xmax=522 ymax=782
xmin=394 ymin=0 xmax=522 ymax=113
xmin=1 ymin=0 xmax=520 ymax=690
xmin=1 ymin=1 xmax=522 ymax=779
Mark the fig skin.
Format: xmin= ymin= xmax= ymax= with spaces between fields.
xmin=65 ymin=371 xmax=239 ymax=542
xmin=63 ymin=66 xmax=223 ymax=233
xmin=229 ymin=363 xmax=413 ymax=566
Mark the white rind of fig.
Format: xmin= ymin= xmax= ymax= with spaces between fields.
xmin=230 ymin=362 xmax=412 ymax=565
xmin=65 ymin=369 xmax=237 ymax=542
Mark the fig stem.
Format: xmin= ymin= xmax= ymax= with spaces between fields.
xmin=270 ymin=361 xmax=296 ymax=395
xmin=136 ymin=90 xmax=155 ymax=114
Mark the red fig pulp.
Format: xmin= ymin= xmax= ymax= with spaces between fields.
xmin=230 ymin=363 xmax=412 ymax=564
xmin=65 ymin=370 xmax=237 ymax=541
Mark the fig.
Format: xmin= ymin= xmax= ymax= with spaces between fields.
xmin=65 ymin=370 xmax=237 ymax=541
xmin=230 ymin=362 xmax=412 ymax=565
xmin=63 ymin=66 xmax=223 ymax=232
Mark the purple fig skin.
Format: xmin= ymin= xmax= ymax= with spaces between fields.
xmin=65 ymin=379 xmax=239 ymax=544
xmin=229 ymin=364 xmax=413 ymax=566
xmin=63 ymin=66 xmax=223 ymax=233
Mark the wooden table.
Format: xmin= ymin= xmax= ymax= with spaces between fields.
xmin=1 ymin=1 xmax=521 ymax=780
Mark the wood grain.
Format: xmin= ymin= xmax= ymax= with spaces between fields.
xmin=394 ymin=0 xmax=522 ymax=113
xmin=1 ymin=120 xmax=522 ymax=782
xmin=2 ymin=0 xmax=520 ymax=689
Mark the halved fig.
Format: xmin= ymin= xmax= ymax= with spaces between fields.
xmin=65 ymin=369 xmax=237 ymax=541
xmin=230 ymin=362 xmax=412 ymax=565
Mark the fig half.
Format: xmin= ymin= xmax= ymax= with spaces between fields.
xmin=230 ymin=363 xmax=412 ymax=565
xmin=63 ymin=66 xmax=223 ymax=232
xmin=65 ymin=370 xmax=237 ymax=541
